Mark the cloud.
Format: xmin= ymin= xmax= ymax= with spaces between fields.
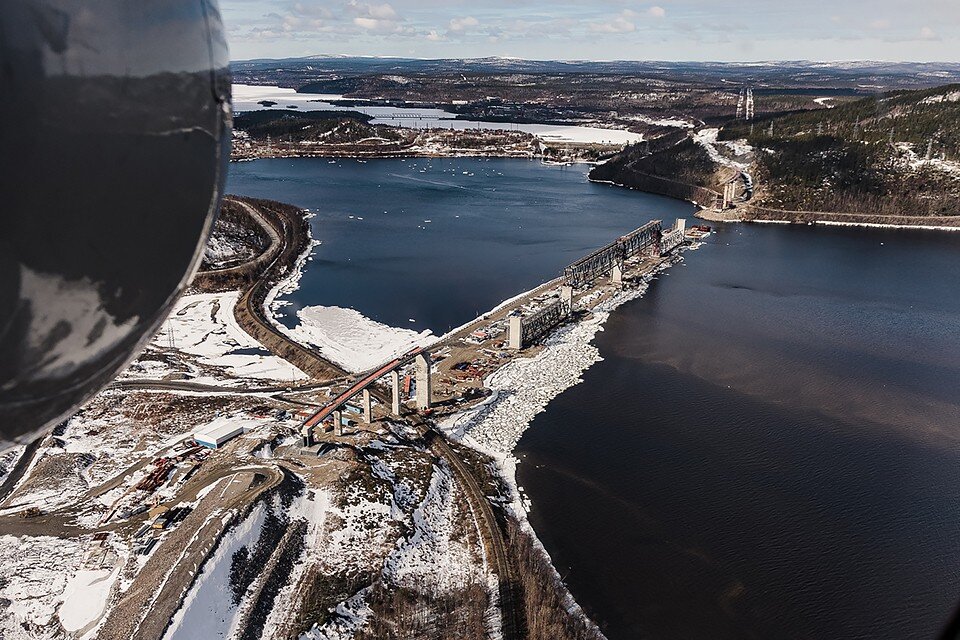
xmin=449 ymin=16 xmax=479 ymax=32
xmin=919 ymin=26 xmax=939 ymax=40
xmin=590 ymin=10 xmax=637 ymax=33
xmin=868 ymin=18 xmax=891 ymax=30
xmin=425 ymin=29 xmax=445 ymax=41
xmin=347 ymin=1 xmax=411 ymax=34
xmin=648 ymin=6 xmax=666 ymax=19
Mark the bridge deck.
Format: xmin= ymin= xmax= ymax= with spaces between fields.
xmin=304 ymin=347 xmax=423 ymax=428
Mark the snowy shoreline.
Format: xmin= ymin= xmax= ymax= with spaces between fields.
xmin=438 ymin=256 xmax=684 ymax=640
xmin=259 ymin=212 xmax=434 ymax=374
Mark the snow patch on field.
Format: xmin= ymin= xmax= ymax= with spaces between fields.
xmin=58 ymin=567 xmax=121 ymax=633
xmin=134 ymin=292 xmax=307 ymax=384
xmin=694 ymin=127 xmax=753 ymax=171
xmin=287 ymin=305 xmax=434 ymax=373
xmin=0 ymin=535 xmax=86 ymax=636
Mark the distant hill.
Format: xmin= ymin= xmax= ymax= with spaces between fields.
xmin=231 ymin=56 xmax=960 ymax=91
xmin=719 ymin=85 xmax=960 ymax=215
xmin=593 ymin=84 xmax=960 ymax=219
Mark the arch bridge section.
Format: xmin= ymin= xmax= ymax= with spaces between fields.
xmin=301 ymin=347 xmax=431 ymax=444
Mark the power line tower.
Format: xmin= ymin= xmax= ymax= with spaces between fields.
xmin=166 ymin=322 xmax=177 ymax=351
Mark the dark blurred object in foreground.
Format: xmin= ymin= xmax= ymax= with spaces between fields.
xmin=0 ymin=0 xmax=232 ymax=448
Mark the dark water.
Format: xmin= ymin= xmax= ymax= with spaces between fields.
xmin=227 ymin=158 xmax=692 ymax=332
xmin=516 ymin=222 xmax=960 ymax=639
xmin=229 ymin=158 xmax=960 ymax=639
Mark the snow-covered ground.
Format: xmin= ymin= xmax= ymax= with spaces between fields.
xmin=624 ymin=113 xmax=695 ymax=129
xmin=164 ymin=503 xmax=270 ymax=640
xmin=300 ymin=452 xmax=492 ymax=640
xmin=233 ymin=84 xmax=643 ymax=145
xmin=0 ymin=535 xmax=86 ymax=637
xmin=694 ymin=128 xmax=754 ymax=171
xmin=920 ymin=90 xmax=960 ymax=105
xmin=125 ymin=292 xmax=308 ymax=385
xmin=382 ymin=462 xmax=488 ymax=593
xmin=59 ymin=567 xmax=122 ymax=635
xmin=894 ymin=142 xmax=960 ymax=177
xmin=285 ymin=306 xmax=434 ymax=373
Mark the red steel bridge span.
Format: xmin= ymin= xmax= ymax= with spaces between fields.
xmin=301 ymin=346 xmax=431 ymax=442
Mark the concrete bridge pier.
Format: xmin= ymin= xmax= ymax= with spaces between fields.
xmin=508 ymin=315 xmax=523 ymax=350
xmin=301 ymin=425 xmax=314 ymax=447
xmin=332 ymin=409 xmax=343 ymax=436
xmin=611 ymin=263 xmax=624 ymax=285
xmin=390 ymin=370 xmax=401 ymax=415
xmin=362 ymin=389 xmax=372 ymax=424
xmin=561 ymin=285 xmax=573 ymax=314
xmin=415 ymin=352 xmax=432 ymax=410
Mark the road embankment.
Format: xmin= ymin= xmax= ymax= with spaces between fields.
xmin=193 ymin=196 xmax=346 ymax=381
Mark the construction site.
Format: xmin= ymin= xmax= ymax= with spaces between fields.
xmin=0 ymin=195 xmax=705 ymax=640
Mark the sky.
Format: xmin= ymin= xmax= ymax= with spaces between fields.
xmin=221 ymin=0 xmax=960 ymax=62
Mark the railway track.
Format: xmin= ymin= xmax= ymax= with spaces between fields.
xmin=425 ymin=428 xmax=523 ymax=640
xmin=218 ymin=198 xmax=347 ymax=382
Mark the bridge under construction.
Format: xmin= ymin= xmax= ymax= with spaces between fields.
xmin=301 ymin=217 xmax=689 ymax=440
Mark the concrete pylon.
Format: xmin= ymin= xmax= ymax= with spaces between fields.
xmin=560 ymin=286 xmax=573 ymax=315
xmin=390 ymin=370 xmax=401 ymax=415
xmin=332 ymin=409 xmax=343 ymax=436
xmin=361 ymin=389 xmax=372 ymax=424
xmin=415 ymin=352 xmax=432 ymax=410
xmin=301 ymin=425 xmax=314 ymax=447
xmin=508 ymin=315 xmax=523 ymax=350
xmin=722 ymin=183 xmax=736 ymax=209
xmin=611 ymin=263 xmax=623 ymax=285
